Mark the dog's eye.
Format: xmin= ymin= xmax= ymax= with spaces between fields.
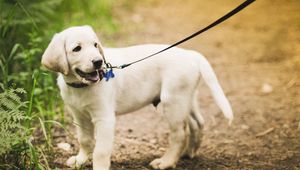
xmin=94 ymin=43 xmax=98 ymax=48
xmin=73 ymin=46 xmax=81 ymax=52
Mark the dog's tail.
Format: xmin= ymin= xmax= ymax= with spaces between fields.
xmin=197 ymin=54 xmax=233 ymax=124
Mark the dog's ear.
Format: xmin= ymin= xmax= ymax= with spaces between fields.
xmin=41 ymin=33 xmax=69 ymax=75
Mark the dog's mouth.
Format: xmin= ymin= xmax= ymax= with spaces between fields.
xmin=75 ymin=68 xmax=101 ymax=82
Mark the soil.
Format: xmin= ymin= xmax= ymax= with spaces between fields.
xmin=51 ymin=0 xmax=300 ymax=169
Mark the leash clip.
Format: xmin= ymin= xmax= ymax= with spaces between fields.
xmin=104 ymin=68 xmax=115 ymax=81
xmin=103 ymin=63 xmax=115 ymax=81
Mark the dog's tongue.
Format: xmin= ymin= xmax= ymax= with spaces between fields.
xmin=86 ymin=71 xmax=99 ymax=82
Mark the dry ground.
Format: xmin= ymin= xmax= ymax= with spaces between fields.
xmin=52 ymin=0 xmax=300 ymax=169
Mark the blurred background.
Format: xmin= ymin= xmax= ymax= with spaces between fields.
xmin=0 ymin=0 xmax=299 ymax=169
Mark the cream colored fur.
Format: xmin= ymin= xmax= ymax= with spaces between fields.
xmin=41 ymin=26 xmax=233 ymax=170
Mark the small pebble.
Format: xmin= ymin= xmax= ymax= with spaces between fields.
xmin=283 ymin=124 xmax=289 ymax=128
xmin=241 ymin=124 xmax=249 ymax=130
xmin=261 ymin=83 xmax=273 ymax=94
xmin=159 ymin=147 xmax=165 ymax=152
xmin=150 ymin=139 xmax=157 ymax=144
xmin=57 ymin=142 xmax=71 ymax=151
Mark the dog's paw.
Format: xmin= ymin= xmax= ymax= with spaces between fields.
xmin=66 ymin=155 xmax=87 ymax=168
xmin=182 ymin=142 xmax=200 ymax=159
xmin=149 ymin=157 xmax=177 ymax=170
xmin=182 ymin=148 xmax=197 ymax=159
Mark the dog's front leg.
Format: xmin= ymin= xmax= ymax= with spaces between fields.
xmin=66 ymin=106 xmax=94 ymax=168
xmin=92 ymin=113 xmax=115 ymax=170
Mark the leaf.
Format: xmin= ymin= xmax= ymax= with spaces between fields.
xmin=0 ymin=86 xmax=28 ymax=155
xmin=8 ymin=43 xmax=21 ymax=62
xmin=38 ymin=117 xmax=50 ymax=147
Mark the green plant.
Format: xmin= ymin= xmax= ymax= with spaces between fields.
xmin=0 ymin=84 xmax=27 ymax=155
xmin=0 ymin=0 xmax=61 ymax=88
xmin=59 ymin=0 xmax=118 ymax=34
xmin=0 ymin=74 xmax=60 ymax=169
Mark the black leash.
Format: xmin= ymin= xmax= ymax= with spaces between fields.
xmin=67 ymin=0 xmax=255 ymax=87
xmin=103 ymin=0 xmax=255 ymax=71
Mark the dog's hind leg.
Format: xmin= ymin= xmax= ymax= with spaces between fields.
xmin=150 ymin=91 xmax=191 ymax=169
xmin=182 ymin=95 xmax=205 ymax=158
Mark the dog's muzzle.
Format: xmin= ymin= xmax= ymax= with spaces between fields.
xmin=75 ymin=68 xmax=104 ymax=82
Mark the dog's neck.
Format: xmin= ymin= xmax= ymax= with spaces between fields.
xmin=66 ymin=82 xmax=90 ymax=88
xmin=60 ymin=73 xmax=89 ymax=88
xmin=60 ymin=72 xmax=104 ymax=89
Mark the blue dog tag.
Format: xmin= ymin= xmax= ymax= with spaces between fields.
xmin=104 ymin=69 xmax=115 ymax=81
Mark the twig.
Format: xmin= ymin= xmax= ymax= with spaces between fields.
xmin=286 ymin=78 xmax=297 ymax=89
xmin=255 ymin=127 xmax=274 ymax=137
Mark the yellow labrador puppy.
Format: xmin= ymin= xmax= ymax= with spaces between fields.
xmin=41 ymin=25 xmax=233 ymax=170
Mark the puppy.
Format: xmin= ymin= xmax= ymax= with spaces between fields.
xmin=41 ymin=25 xmax=233 ymax=170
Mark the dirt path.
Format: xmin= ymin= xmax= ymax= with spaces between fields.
xmin=53 ymin=0 xmax=300 ymax=169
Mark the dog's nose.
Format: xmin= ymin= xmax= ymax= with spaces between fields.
xmin=92 ymin=59 xmax=103 ymax=69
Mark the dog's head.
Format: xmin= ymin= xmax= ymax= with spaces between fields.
xmin=41 ymin=25 xmax=105 ymax=84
